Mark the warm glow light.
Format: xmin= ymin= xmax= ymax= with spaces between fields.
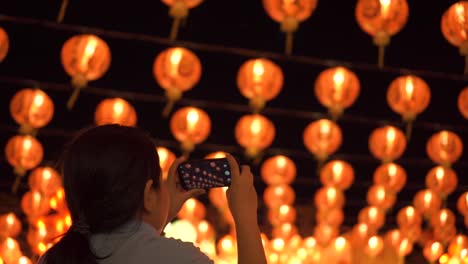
xmin=327 ymin=187 xmax=337 ymax=200
xmin=304 ymin=237 xmax=317 ymax=248
xmin=79 ymin=37 xmax=98 ymax=72
xmin=113 ymin=100 xmax=124 ymax=115
xmin=18 ymin=256 xmax=31 ymax=264
xmin=380 ymin=0 xmax=391 ymax=18
xmin=186 ymin=198 xmax=196 ymax=212
xmin=279 ymin=205 xmax=290 ymax=215
xmin=436 ymin=167 xmax=445 ymax=181
xmin=334 ymin=236 xmax=347 ymax=252
xmin=250 ymin=118 xmax=262 ymax=135
xmin=440 ymin=253 xmax=449 ymax=264
xmin=6 ymin=237 xmax=16 ymax=250
xmin=332 ymin=162 xmax=343 ymax=176
xmin=23 ymin=138 xmax=32 ymax=150
xmin=164 ymin=219 xmax=197 ymax=243
xmin=186 ymin=109 xmax=199 ymax=132
xmin=276 ymin=156 xmax=287 ymax=168
xmin=386 ymin=127 xmax=396 ymax=146
xmin=456 ymin=3 xmax=466 ymax=25
xmin=405 ymin=76 xmax=414 ymax=100
xmin=332 ymin=68 xmax=345 ymax=101
xmin=319 ymin=121 xmax=331 ymax=136
xmin=6 ymin=214 xmax=14 ymax=226
xmin=388 ymin=164 xmax=397 ymax=176
xmin=38 ymin=242 xmax=47 ymax=254
xmin=33 ymin=93 xmax=45 ymax=107
xmin=272 ymin=238 xmax=285 ymax=252
xmin=253 ymin=60 xmax=265 ymax=82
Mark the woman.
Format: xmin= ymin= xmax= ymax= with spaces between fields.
xmin=40 ymin=125 xmax=266 ymax=264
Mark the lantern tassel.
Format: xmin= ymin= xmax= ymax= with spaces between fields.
xmin=285 ymin=32 xmax=294 ymax=55
xmin=170 ymin=17 xmax=181 ymax=41
xmin=67 ymin=87 xmax=81 ymax=110
xmin=378 ymin=45 xmax=385 ymax=68
xmin=57 ymin=0 xmax=69 ymax=23
xmin=162 ymin=99 xmax=176 ymax=117
xmin=405 ymin=120 xmax=413 ymax=141
xmin=11 ymin=167 xmax=26 ymax=193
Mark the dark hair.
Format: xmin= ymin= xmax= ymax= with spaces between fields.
xmin=41 ymin=125 xmax=161 ymax=264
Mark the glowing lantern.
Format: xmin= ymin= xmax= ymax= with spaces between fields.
xmin=0 ymin=237 xmax=21 ymax=264
xmin=373 ymin=162 xmax=407 ymax=193
xmin=426 ymin=131 xmax=463 ymax=167
xmin=433 ymin=226 xmax=456 ymax=244
xmin=0 ymin=27 xmax=9 ymax=62
xmin=303 ymin=119 xmax=342 ymax=162
xmin=313 ymin=224 xmax=338 ymax=247
xmin=217 ymin=234 xmax=237 ymax=258
xmin=365 ymin=235 xmax=384 ymax=257
xmin=423 ymin=241 xmax=444 ymax=263
xmin=316 ymin=208 xmax=344 ymax=227
xmin=397 ymin=206 xmax=422 ymax=229
xmin=272 ymin=223 xmax=298 ymax=240
xmin=164 ymin=219 xmax=197 ymax=243
xmin=459 ymin=87 xmax=468 ymax=118
xmin=263 ymin=184 xmax=295 ymax=208
xmin=170 ymin=107 xmax=211 ymax=154
xmin=262 ymin=0 xmax=318 ymax=54
xmin=358 ymin=206 xmax=385 ymax=230
xmin=442 ymin=2 xmax=468 ymax=74
xmin=426 ymin=166 xmax=458 ymax=198
xmin=314 ymin=67 xmax=360 ymax=119
xmin=208 ymin=187 xmax=228 ymax=210
xmin=319 ymin=160 xmax=354 ymax=190
xmin=267 ymin=204 xmax=296 ymax=226
xmin=15 ymin=257 xmax=32 ymax=264
xmin=430 ymin=209 xmax=456 ymax=229
xmin=333 ymin=236 xmax=350 ymax=255
xmin=5 ymin=135 xmax=44 ymax=192
xmin=413 ymin=189 xmax=442 ymax=218
xmin=161 ymin=0 xmax=203 ymax=40
xmin=177 ymin=198 xmax=206 ymax=223
xmin=261 ymin=155 xmax=296 ymax=185
xmin=235 ymin=114 xmax=275 ymax=158
xmin=387 ymin=75 xmax=431 ymax=120
xmin=21 ymin=191 xmax=49 ymax=218
xmin=355 ymin=0 xmax=409 ymax=67
xmin=196 ymin=220 xmax=215 ymax=242
xmin=237 ymin=58 xmax=283 ymax=113
xmin=366 ymin=184 xmax=396 ymax=210
xmin=314 ymin=186 xmax=345 ymax=211
xmin=351 ymin=223 xmax=375 ymax=247
xmin=153 ymin=47 xmax=202 ymax=116
xmin=450 ymin=235 xmax=468 ymax=252
xmin=10 ymin=88 xmax=54 ymax=135
xmin=28 ymin=167 xmax=62 ymax=197
xmin=94 ymin=98 xmax=137 ymax=127
xmin=369 ymin=125 xmax=406 ymax=162
xmin=156 ymin=147 xmax=176 ymax=180
xmin=385 ymin=229 xmax=413 ymax=256
xmin=0 ymin=213 xmax=22 ymax=238
xmin=457 ymin=192 xmax=468 ymax=216
xmin=61 ymin=34 xmax=111 ymax=109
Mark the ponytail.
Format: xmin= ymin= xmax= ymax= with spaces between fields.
xmin=41 ymin=230 xmax=97 ymax=264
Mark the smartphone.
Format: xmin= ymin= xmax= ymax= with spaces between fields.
xmin=177 ymin=158 xmax=232 ymax=190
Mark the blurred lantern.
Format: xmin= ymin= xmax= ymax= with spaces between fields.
xmin=177 ymin=198 xmax=206 ymax=223
xmin=0 ymin=237 xmax=21 ymax=264
xmin=262 ymin=0 xmax=318 ymax=54
xmin=9 ymin=88 xmax=54 ymax=135
xmin=433 ymin=226 xmax=456 ymax=245
xmin=314 ymin=186 xmax=345 ymax=211
xmin=314 ymin=66 xmax=361 ymax=119
xmin=237 ymin=58 xmax=283 ymax=113
xmin=424 ymin=241 xmax=444 ymax=263
xmin=320 ymin=160 xmax=354 ymax=190
xmin=430 ymin=209 xmax=456 ymax=229
xmin=365 ymin=235 xmax=384 ymax=257
xmin=0 ymin=213 xmax=22 ymax=238
xmin=28 ymin=167 xmax=62 ymax=197
xmin=21 ymin=191 xmax=49 ymax=218
xmin=156 ymin=147 xmax=176 ymax=180
xmin=459 ymin=87 xmax=468 ymax=119
xmin=15 ymin=256 xmax=32 ymax=264
xmin=267 ymin=204 xmax=296 ymax=226
xmin=261 ymin=155 xmax=296 ymax=185
xmin=313 ymin=224 xmax=338 ymax=247
xmin=316 ymin=208 xmax=344 ymax=227
xmin=366 ymin=184 xmax=396 ymax=210
xmin=94 ymin=98 xmax=137 ymax=127
xmin=426 ymin=166 xmax=458 ymax=198
xmin=442 ymin=2 xmax=468 ymax=74
xmin=358 ymin=206 xmax=385 ymax=230
xmin=355 ymin=0 xmax=409 ymax=67
xmin=397 ymin=206 xmax=422 ymax=229
xmin=385 ymin=229 xmax=413 ymax=256
xmin=263 ymin=184 xmax=295 ymax=208
xmin=217 ymin=234 xmax=237 ymax=259
xmin=426 ymin=130 xmax=463 ymax=167
xmin=272 ymin=223 xmax=298 ymax=240
xmin=413 ymin=189 xmax=442 ymax=218
xmin=196 ymin=220 xmax=215 ymax=242
xmin=61 ymin=34 xmax=111 ymax=109
xmin=369 ymin=125 xmax=406 ymax=163
xmin=387 ymin=75 xmax=431 ymax=139
xmin=0 ymin=27 xmax=9 ymax=62
xmin=373 ymin=162 xmax=407 ymax=193
xmin=161 ymin=0 xmax=203 ymax=40
xmin=235 ymin=114 xmax=275 ymax=159
xmin=170 ymin=107 xmax=211 ymax=155
xmin=400 ymin=225 xmax=422 ymax=243
xmin=450 ymin=235 xmax=468 ymax=252
xmin=5 ymin=135 xmax=44 ymax=192
xmin=457 ymin=192 xmax=468 ymax=216
xmin=164 ymin=219 xmax=197 ymax=243
xmin=153 ymin=47 xmax=202 ymax=116
xmin=351 ymin=223 xmax=375 ymax=247
xmin=303 ymin=119 xmax=342 ymax=162
xmin=205 ymin=151 xmax=228 ymax=159
xmin=208 ymin=187 xmax=228 ymax=210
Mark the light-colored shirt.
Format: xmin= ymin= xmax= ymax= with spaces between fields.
xmin=90 ymin=220 xmax=214 ymax=264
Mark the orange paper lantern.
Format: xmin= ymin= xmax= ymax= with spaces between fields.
xmin=268 ymin=204 xmax=296 ymax=226
xmin=28 ymin=167 xmax=62 ymax=197
xmin=423 ymin=241 xmax=444 ymax=263
xmin=0 ymin=213 xmax=22 ymax=238
xmin=94 ymin=98 xmax=137 ymax=127
xmin=320 ymin=160 xmax=354 ymax=190
xmin=351 ymin=223 xmax=375 ymax=247
xmin=316 ymin=208 xmax=344 ymax=227
xmin=272 ymin=223 xmax=298 ymax=240
xmin=430 ymin=209 xmax=456 ymax=229
xmin=369 ymin=125 xmax=406 ymax=162
xmin=387 ymin=75 xmax=431 ymax=121
xmin=5 ymin=135 xmax=43 ymax=178
xmin=433 ymin=226 xmax=456 ymax=244
xmin=170 ymin=107 xmax=211 ymax=154
xmin=153 ymin=47 xmax=202 ymax=116
xmin=263 ymin=184 xmax=295 ymax=209
xmin=313 ymin=224 xmax=338 ymax=247
xmin=20 ymin=191 xmax=49 ymax=218
xmin=366 ymin=184 xmax=396 ymax=210
xmin=426 ymin=130 xmax=463 ymax=167
xmin=425 ymin=166 xmax=458 ymax=198
xmin=235 ymin=114 xmax=275 ymax=158
xmin=196 ymin=220 xmax=215 ymax=242
xmin=177 ymin=198 xmax=206 ymax=223
xmin=373 ymin=162 xmax=407 ymax=193
xmin=262 ymin=0 xmax=318 ymax=54
xmin=458 ymin=87 xmax=468 ymax=119
xmin=355 ymin=0 xmax=409 ymax=67
xmin=441 ymin=2 xmax=468 ymax=74
xmin=0 ymin=237 xmax=21 ymax=264
xmin=261 ymin=155 xmax=296 ymax=185
xmin=457 ymin=192 xmax=468 ymax=216
xmin=10 ymin=89 xmax=54 ymax=134
xmin=413 ymin=189 xmax=442 ymax=218
xmin=365 ymin=235 xmax=384 ymax=257
xmin=314 ymin=66 xmax=360 ymax=119
xmin=314 ymin=186 xmax=345 ymax=211
xmin=397 ymin=206 xmax=422 ymax=229
xmin=0 ymin=27 xmax=9 ymax=62
xmin=358 ymin=206 xmax=385 ymax=230
xmin=161 ymin=0 xmax=203 ymax=40
xmin=61 ymin=34 xmax=111 ymax=109
xmin=237 ymin=58 xmax=283 ymax=113
xmin=303 ymin=119 xmax=342 ymax=161
xmin=156 ymin=147 xmax=176 ymax=180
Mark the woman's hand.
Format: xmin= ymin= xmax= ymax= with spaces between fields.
xmin=165 ymin=157 xmax=206 ymax=222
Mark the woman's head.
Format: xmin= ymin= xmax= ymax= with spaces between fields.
xmin=62 ymin=124 xmax=167 ymax=233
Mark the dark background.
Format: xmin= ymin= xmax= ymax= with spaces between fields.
xmin=0 ymin=0 xmax=467 ymax=260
